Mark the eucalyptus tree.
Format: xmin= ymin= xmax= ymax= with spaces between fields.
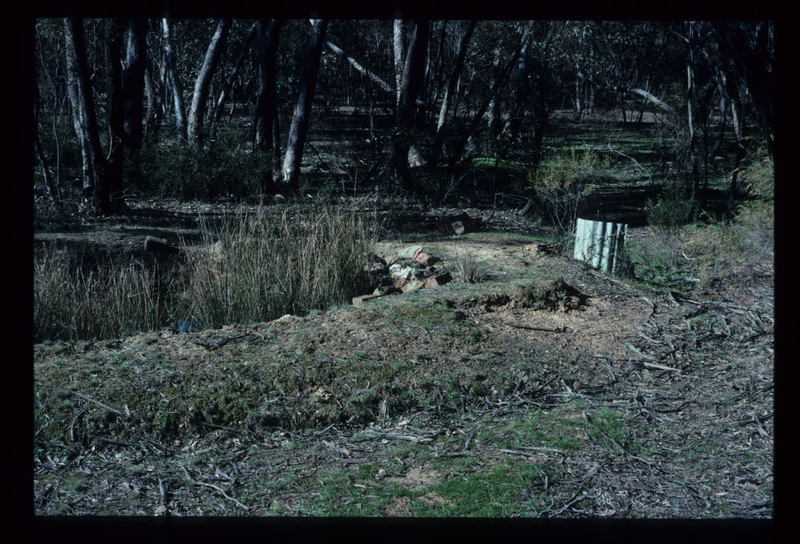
xmin=712 ymin=21 xmax=774 ymax=159
xmin=161 ymin=17 xmax=187 ymax=141
xmin=280 ymin=19 xmax=328 ymax=190
xmin=187 ymin=18 xmax=231 ymax=147
xmin=253 ymin=19 xmax=284 ymax=193
xmin=429 ymin=20 xmax=477 ymax=167
xmin=121 ymin=18 xmax=147 ymax=187
xmin=446 ymin=23 xmax=532 ymax=170
xmin=209 ymin=21 xmax=258 ymax=137
xmin=391 ymin=19 xmax=430 ymax=191
xmin=63 ymin=18 xmax=114 ymax=213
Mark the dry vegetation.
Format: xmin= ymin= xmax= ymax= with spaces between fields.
xmin=33 ymin=187 xmax=773 ymax=520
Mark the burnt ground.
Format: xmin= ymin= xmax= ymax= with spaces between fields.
xmin=33 ymin=198 xmax=773 ymax=521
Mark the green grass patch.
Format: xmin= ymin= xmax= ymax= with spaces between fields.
xmin=298 ymin=469 xmax=417 ymax=516
xmin=474 ymin=407 xmax=586 ymax=454
xmin=412 ymin=459 xmax=549 ymax=517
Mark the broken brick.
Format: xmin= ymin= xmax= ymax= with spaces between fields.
xmin=424 ymin=272 xmax=452 ymax=288
xmin=393 ymin=278 xmax=410 ymax=290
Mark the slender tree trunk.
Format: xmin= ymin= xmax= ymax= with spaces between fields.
xmin=485 ymin=45 xmax=502 ymax=134
xmin=430 ymin=20 xmax=476 ymax=167
xmin=280 ymin=19 xmax=328 ymax=190
xmin=210 ymin=21 xmax=258 ymax=136
xmin=325 ymin=39 xmax=394 ymax=95
xmin=64 ymin=18 xmax=112 ymax=214
xmin=713 ymin=22 xmax=774 ymax=158
xmin=161 ymin=18 xmax=186 ymax=141
xmin=253 ymin=19 xmax=283 ymax=194
xmin=187 ymin=18 xmax=231 ymax=148
xmin=122 ymin=18 xmax=147 ymax=188
xmin=122 ymin=19 xmax=147 ymax=150
xmin=448 ymin=31 xmax=528 ymax=170
xmin=107 ymin=19 xmax=126 ymax=211
xmin=391 ymin=19 xmax=430 ymax=192
xmin=64 ymin=46 xmax=94 ymax=196
xmin=393 ymin=20 xmax=404 ymax=106
xmin=575 ymin=68 xmax=584 ymax=118
xmin=34 ymin=61 xmax=60 ymax=201
xmin=144 ymin=67 xmax=156 ymax=137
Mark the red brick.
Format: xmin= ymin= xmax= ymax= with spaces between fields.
xmin=424 ymin=272 xmax=452 ymax=288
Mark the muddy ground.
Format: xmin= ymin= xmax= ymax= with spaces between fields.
xmin=33 ymin=198 xmax=773 ymax=521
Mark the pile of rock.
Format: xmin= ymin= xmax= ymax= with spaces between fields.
xmin=354 ymin=245 xmax=453 ymax=306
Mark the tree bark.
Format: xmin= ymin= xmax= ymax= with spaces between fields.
xmin=393 ymin=20 xmax=404 ymax=106
xmin=34 ymin=57 xmax=60 ymax=201
xmin=253 ymin=19 xmax=283 ymax=194
xmin=122 ymin=18 xmax=147 ymax=188
xmin=122 ymin=19 xmax=147 ymax=152
xmin=430 ymin=20 xmax=477 ymax=167
xmin=324 ymin=36 xmax=429 ymax=108
xmin=187 ymin=18 xmax=231 ymax=148
xmin=64 ymin=18 xmax=112 ymax=214
xmin=615 ymin=86 xmax=676 ymax=115
xmin=280 ymin=19 xmax=328 ymax=190
xmin=161 ymin=18 xmax=187 ymax=141
xmin=485 ymin=45 xmax=502 ymax=135
xmin=712 ymin=22 xmax=774 ymax=158
xmin=143 ymin=67 xmax=157 ymax=138
xmin=64 ymin=35 xmax=94 ymax=197
xmin=107 ymin=19 xmax=126 ymax=211
xmin=447 ymin=32 xmax=528 ymax=170
xmin=391 ymin=20 xmax=430 ymax=192
xmin=210 ymin=21 xmax=258 ymax=136
xmin=325 ymin=39 xmax=394 ymax=95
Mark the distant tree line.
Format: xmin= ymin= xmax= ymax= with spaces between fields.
xmin=33 ymin=19 xmax=774 ymax=214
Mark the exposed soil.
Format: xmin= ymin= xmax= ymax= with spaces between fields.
xmin=33 ymin=199 xmax=773 ymax=519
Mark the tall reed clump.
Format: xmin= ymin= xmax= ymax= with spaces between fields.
xmin=34 ymin=248 xmax=167 ymax=342
xmin=178 ymin=206 xmax=375 ymax=329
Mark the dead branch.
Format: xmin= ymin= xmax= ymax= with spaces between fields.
xmin=73 ymin=392 xmax=127 ymax=417
xmin=197 ymin=481 xmax=250 ymax=511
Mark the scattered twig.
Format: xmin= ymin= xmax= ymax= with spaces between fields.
xmin=98 ymin=437 xmax=148 ymax=451
xmin=641 ymin=361 xmax=682 ymax=373
xmin=583 ymin=412 xmax=653 ymax=465
xmin=158 ymin=477 xmax=168 ymax=507
xmin=546 ymin=463 xmax=598 ymax=517
xmin=360 ymin=429 xmax=434 ymax=443
xmin=624 ymin=343 xmax=655 ymax=361
xmin=68 ymin=406 xmax=88 ymax=442
xmin=199 ymin=421 xmax=240 ymax=433
xmin=500 ymin=321 xmax=567 ymax=333
xmin=322 ymin=440 xmax=351 ymax=457
xmin=499 ymin=449 xmax=548 ymax=461
xmin=521 ymin=445 xmax=566 ymax=454
xmin=74 ymin=392 xmax=127 ymax=417
xmin=196 ymin=481 xmax=250 ymax=511
xmin=195 ymin=333 xmax=253 ymax=351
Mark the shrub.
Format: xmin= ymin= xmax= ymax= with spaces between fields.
xmin=739 ymin=147 xmax=774 ymax=201
xmin=139 ymin=127 xmax=271 ymax=200
xmin=623 ymin=230 xmax=698 ymax=290
xmin=453 ymin=249 xmax=484 ymax=283
xmin=646 ymin=190 xmax=694 ymax=230
xmin=527 ymin=147 xmax=609 ymax=193
xmin=527 ymin=148 xmax=610 ymax=234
